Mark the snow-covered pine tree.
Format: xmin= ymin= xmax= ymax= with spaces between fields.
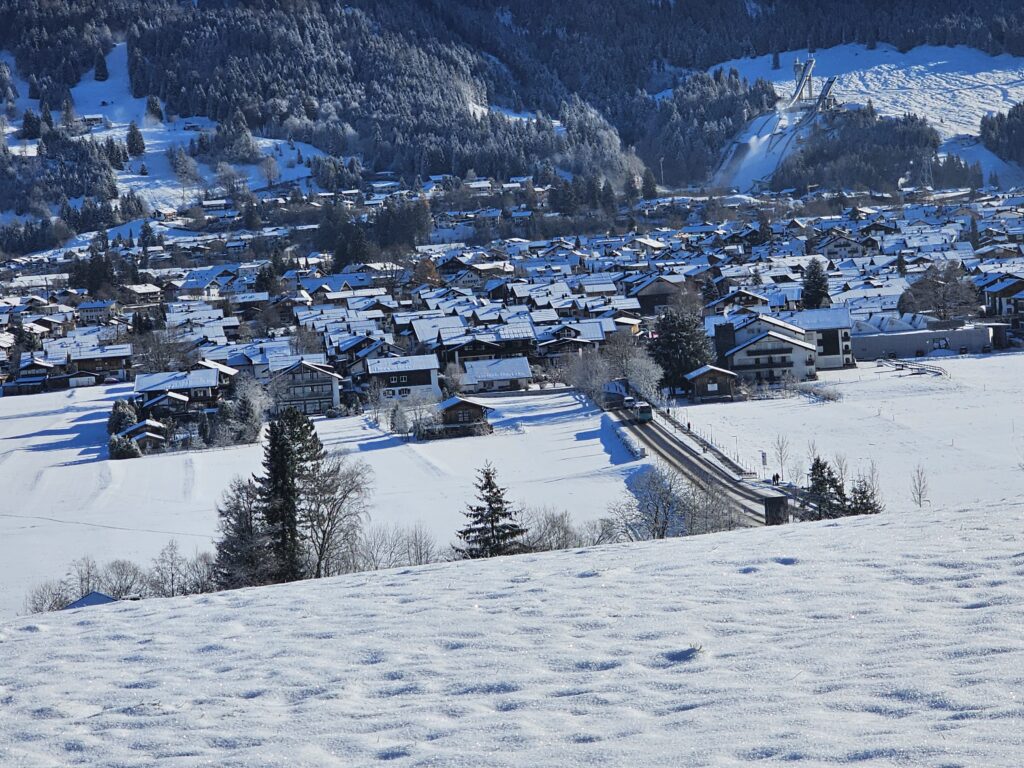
xmin=649 ymin=307 xmax=713 ymax=391
xmin=93 ymin=50 xmax=109 ymax=82
xmin=454 ymin=463 xmax=527 ymax=559
xmin=804 ymin=456 xmax=846 ymax=519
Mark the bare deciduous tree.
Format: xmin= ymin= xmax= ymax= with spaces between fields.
xmin=608 ymin=464 xmax=690 ymax=541
xmin=773 ymin=434 xmax=791 ymax=482
xmin=911 ymin=464 xmax=929 ymax=508
xmin=23 ymin=580 xmax=74 ymax=614
xmin=148 ymin=540 xmax=188 ymax=598
xmin=260 ymin=155 xmax=280 ymax=187
xmin=99 ymin=559 xmax=149 ymax=599
xmin=300 ymin=453 xmax=373 ymax=578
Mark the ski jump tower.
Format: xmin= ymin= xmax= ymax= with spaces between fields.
xmin=790 ymin=56 xmax=816 ymax=105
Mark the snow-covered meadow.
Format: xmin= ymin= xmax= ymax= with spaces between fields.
xmin=0 ymin=388 xmax=647 ymax=619
xmin=712 ymin=43 xmax=1024 ymax=188
xmin=1 ymin=501 xmax=1022 ymax=766
xmin=685 ymin=353 xmax=1024 ymax=514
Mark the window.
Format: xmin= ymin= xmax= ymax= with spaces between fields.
xmin=398 ymin=388 xmax=411 ymax=396
xmin=400 ymin=375 xmax=408 ymax=383
xmin=389 ymin=375 xmax=398 ymax=384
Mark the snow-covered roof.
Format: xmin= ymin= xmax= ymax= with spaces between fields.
xmin=367 ymin=355 xmax=440 ymax=374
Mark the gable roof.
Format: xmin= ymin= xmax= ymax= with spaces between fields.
xmin=725 ymin=331 xmax=816 ymax=358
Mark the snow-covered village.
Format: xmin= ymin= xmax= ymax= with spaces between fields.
xmin=2 ymin=3 xmax=1024 ymax=766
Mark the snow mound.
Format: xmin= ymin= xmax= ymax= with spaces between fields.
xmin=2 ymin=504 xmax=1023 ymax=765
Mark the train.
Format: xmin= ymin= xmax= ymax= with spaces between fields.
xmin=623 ymin=396 xmax=653 ymax=423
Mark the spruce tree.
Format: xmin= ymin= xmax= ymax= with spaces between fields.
xmin=600 ymin=179 xmax=616 ymax=214
xmin=454 ymin=463 xmax=527 ymax=559
xmin=256 ymin=414 xmax=304 ymax=583
xmin=802 ymin=257 xmax=829 ymax=309
xmin=20 ymin=109 xmax=41 ymax=140
xmin=214 ymin=478 xmax=266 ymax=588
xmin=848 ymin=474 xmax=885 ymax=516
xmin=94 ymin=50 xmax=109 ymax=82
xmin=126 ymin=121 xmax=146 ymax=156
xmin=649 ymin=308 xmax=714 ymax=390
xmin=642 ymin=168 xmax=658 ymax=199
xmin=804 ymin=456 xmax=847 ymax=519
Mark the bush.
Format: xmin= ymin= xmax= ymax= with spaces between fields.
xmin=108 ymin=435 xmax=142 ymax=459
xmin=325 ymin=407 xmax=340 ymax=419
xmin=107 ymin=399 xmax=138 ymax=435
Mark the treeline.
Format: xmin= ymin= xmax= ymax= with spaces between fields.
xmin=772 ymin=107 xmax=981 ymax=193
xmin=980 ymin=102 xmax=1024 ymax=165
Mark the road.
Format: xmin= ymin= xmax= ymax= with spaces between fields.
xmin=616 ymin=412 xmax=788 ymax=527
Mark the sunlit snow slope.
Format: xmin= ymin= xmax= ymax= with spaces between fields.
xmin=1 ymin=504 xmax=1023 ymax=766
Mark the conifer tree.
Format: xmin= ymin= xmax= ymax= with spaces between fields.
xmin=214 ymin=478 xmax=266 ymax=588
xmin=454 ymin=463 xmax=527 ymax=559
xmin=94 ymin=50 xmax=109 ymax=82
xmin=256 ymin=411 xmax=308 ymax=583
xmin=848 ymin=472 xmax=885 ymax=516
xmin=649 ymin=307 xmax=714 ymax=390
xmin=126 ymin=121 xmax=146 ymax=156
xmin=641 ymin=168 xmax=658 ymax=199
xmin=20 ymin=109 xmax=41 ymax=140
xmin=804 ymin=456 xmax=847 ymax=519
xmin=802 ymin=257 xmax=829 ymax=309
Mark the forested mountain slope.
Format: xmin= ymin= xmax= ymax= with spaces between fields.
xmin=4 ymin=0 xmax=1024 ymax=185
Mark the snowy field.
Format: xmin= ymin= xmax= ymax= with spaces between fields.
xmin=0 ymin=388 xmax=646 ymax=619
xmin=712 ymin=44 xmax=1024 ymax=188
xmin=1 ymin=502 xmax=1022 ymax=766
xmin=684 ymin=353 xmax=1024 ymax=514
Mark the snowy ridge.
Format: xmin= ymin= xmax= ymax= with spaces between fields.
xmin=1 ymin=504 xmax=1023 ymax=766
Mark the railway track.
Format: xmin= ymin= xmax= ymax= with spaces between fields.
xmin=616 ymin=411 xmax=784 ymax=528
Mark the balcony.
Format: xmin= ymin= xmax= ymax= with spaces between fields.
xmin=731 ymin=361 xmax=795 ymax=372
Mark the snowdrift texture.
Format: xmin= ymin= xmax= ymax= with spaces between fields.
xmin=2 ymin=504 xmax=1023 ymax=766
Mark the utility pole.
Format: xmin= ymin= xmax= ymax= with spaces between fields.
xmin=659 ymin=156 xmax=665 ymax=187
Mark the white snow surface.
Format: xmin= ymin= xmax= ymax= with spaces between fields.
xmin=0 ymin=387 xmax=646 ymax=619
xmin=1 ymin=502 xmax=1023 ymax=766
xmin=712 ymin=44 xmax=1024 ymax=189
xmin=685 ymin=353 xmax=1024 ymax=513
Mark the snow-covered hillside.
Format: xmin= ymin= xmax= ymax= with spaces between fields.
xmin=2 ymin=43 xmax=325 ymax=213
xmin=688 ymin=352 xmax=1024 ymax=513
xmin=0 ymin=387 xmax=647 ymax=619
xmin=2 ymin=502 xmax=1022 ymax=766
xmin=712 ymin=44 xmax=1024 ymax=189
